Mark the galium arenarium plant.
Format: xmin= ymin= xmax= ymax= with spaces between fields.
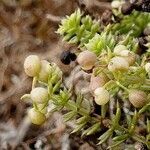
xmin=22 ymin=1 xmax=150 ymax=149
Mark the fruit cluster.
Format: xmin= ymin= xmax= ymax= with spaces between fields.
xmin=22 ymin=55 xmax=62 ymax=125
xmin=76 ymin=44 xmax=149 ymax=108
xmin=22 ymin=3 xmax=150 ymax=148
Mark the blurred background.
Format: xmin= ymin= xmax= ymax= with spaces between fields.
xmin=0 ymin=0 xmax=110 ymax=149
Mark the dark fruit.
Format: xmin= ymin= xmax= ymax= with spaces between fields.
xmin=121 ymin=2 xmax=134 ymax=15
xmin=70 ymin=53 xmax=77 ymax=61
xmin=60 ymin=51 xmax=76 ymax=65
xmin=101 ymin=10 xmax=113 ymax=25
xmin=138 ymin=37 xmax=148 ymax=54
xmin=141 ymin=3 xmax=150 ymax=12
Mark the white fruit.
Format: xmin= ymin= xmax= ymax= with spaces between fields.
xmin=77 ymin=50 xmax=97 ymax=70
xmin=38 ymin=60 xmax=51 ymax=83
xmin=117 ymin=50 xmax=136 ymax=66
xmin=111 ymin=1 xmax=122 ymax=9
xmin=28 ymin=108 xmax=46 ymax=125
xmin=108 ymin=56 xmax=129 ymax=72
xmin=94 ymin=87 xmax=110 ymax=105
xmin=31 ymin=87 xmax=48 ymax=104
xmin=145 ymin=63 xmax=150 ymax=73
xmin=113 ymin=45 xmax=127 ymax=55
xmin=123 ymin=52 xmax=136 ymax=66
xmin=24 ymin=55 xmax=41 ymax=77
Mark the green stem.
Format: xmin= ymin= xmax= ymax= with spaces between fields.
xmin=116 ymin=81 xmax=129 ymax=93
xmin=32 ymin=77 xmax=37 ymax=89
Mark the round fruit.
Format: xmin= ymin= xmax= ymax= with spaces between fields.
xmin=31 ymin=87 xmax=48 ymax=104
xmin=114 ymin=45 xmax=127 ymax=55
xmin=145 ymin=63 xmax=150 ymax=73
xmin=28 ymin=108 xmax=46 ymax=125
xmin=77 ymin=50 xmax=97 ymax=70
xmin=38 ymin=60 xmax=51 ymax=83
xmin=24 ymin=55 xmax=41 ymax=77
xmin=89 ymin=73 xmax=108 ymax=92
xmin=129 ymin=90 xmax=147 ymax=108
xmin=94 ymin=87 xmax=110 ymax=105
xmin=108 ymin=56 xmax=129 ymax=72
xmin=121 ymin=2 xmax=133 ymax=15
xmin=111 ymin=1 xmax=122 ymax=9
xmin=119 ymin=50 xmax=136 ymax=66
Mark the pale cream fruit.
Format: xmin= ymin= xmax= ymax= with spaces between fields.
xmin=119 ymin=50 xmax=131 ymax=57
xmin=38 ymin=60 xmax=51 ymax=83
xmin=89 ymin=73 xmax=109 ymax=93
xmin=129 ymin=90 xmax=147 ymax=108
xmin=77 ymin=50 xmax=97 ymax=70
xmin=28 ymin=108 xmax=46 ymax=125
xmin=113 ymin=45 xmax=127 ymax=55
xmin=94 ymin=87 xmax=110 ymax=105
xmin=122 ymin=52 xmax=136 ymax=66
xmin=111 ymin=1 xmax=122 ymax=9
xmin=145 ymin=63 xmax=150 ymax=73
xmin=117 ymin=50 xmax=136 ymax=66
xmin=108 ymin=56 xmax=129 ymax=72
xmin=31 ymin=87 xmax=48 ymax=104
xmin=24 ymin=55 xmax=41 ymax=77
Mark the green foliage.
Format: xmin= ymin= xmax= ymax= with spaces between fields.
xmin=110 ymin=11 xmax=150 ymax=37
xmin=22 ymin=6 xmax=150 ymax=149
xmin=57 ymin=9 xmax=100 ymax=47
xmin=85 ymin=32 xmax=116 ymax=55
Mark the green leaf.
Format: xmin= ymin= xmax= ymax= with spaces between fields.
xmin=132 ymin=134 xmax=147 ymax=144
xmin=107 ymin=139 xmax=126 ymax=149
xmin=112 ymin=102 xmax=121 ymax=127
xmin=113 ymin=134 xmax=129 ymax=142
xmin=129 ymin=110 xmax=138 ymax=134
xmin=21 ymin=94 xmax=31 ymax=101
xmin=77 ymin=116 xmax=88 ymax=125
xmin=82 ymin=122 xmax=100 ymax=137
xmin=52 ymin=80 xmax=62 ymax=93
xmin=98 ymin=128 xmax=113 ymax=145
xmin=71 ymin=122 xmax=87 ymax=133
xmin=101 ymin=105 xmax=107 ymax=118
xmin=147 ymin=119 xmax=150 ymax=133
xmin=63 ymin=111 xmax=77 ymax=122
xmin=86 ymin=123 xmax=101 ymax=136
xmin=139 ymin=104 xmax=150 ymax=114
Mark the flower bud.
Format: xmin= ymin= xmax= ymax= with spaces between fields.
xmin=111 ymin=1 xmax=122 ymax=9
xmin=38 ymin=60 xmax=51 ymax=83
xmin=108 ymin=56 xmax=129 ymax=72
xmin=77 ymin=50 xmax=97 ymax=70
xmin=94 ymin=87 xmax=110 ymax=105
xmin=89 ymin=73 xmax=109 ymax=93
xmin=28 ymin=108 xmax=46 ymax=125
xmin=145 ymin=63 xmax=150 ymax=73
xmin=24 ymin=55 xmax=41 ymax=77
xmin=114 ymin=45 xmax=127 ymax=55
xmin=31 ymin=87 xmax=48 ymax=104
xmin=129 ymin=90 xmax=147 ymax=108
